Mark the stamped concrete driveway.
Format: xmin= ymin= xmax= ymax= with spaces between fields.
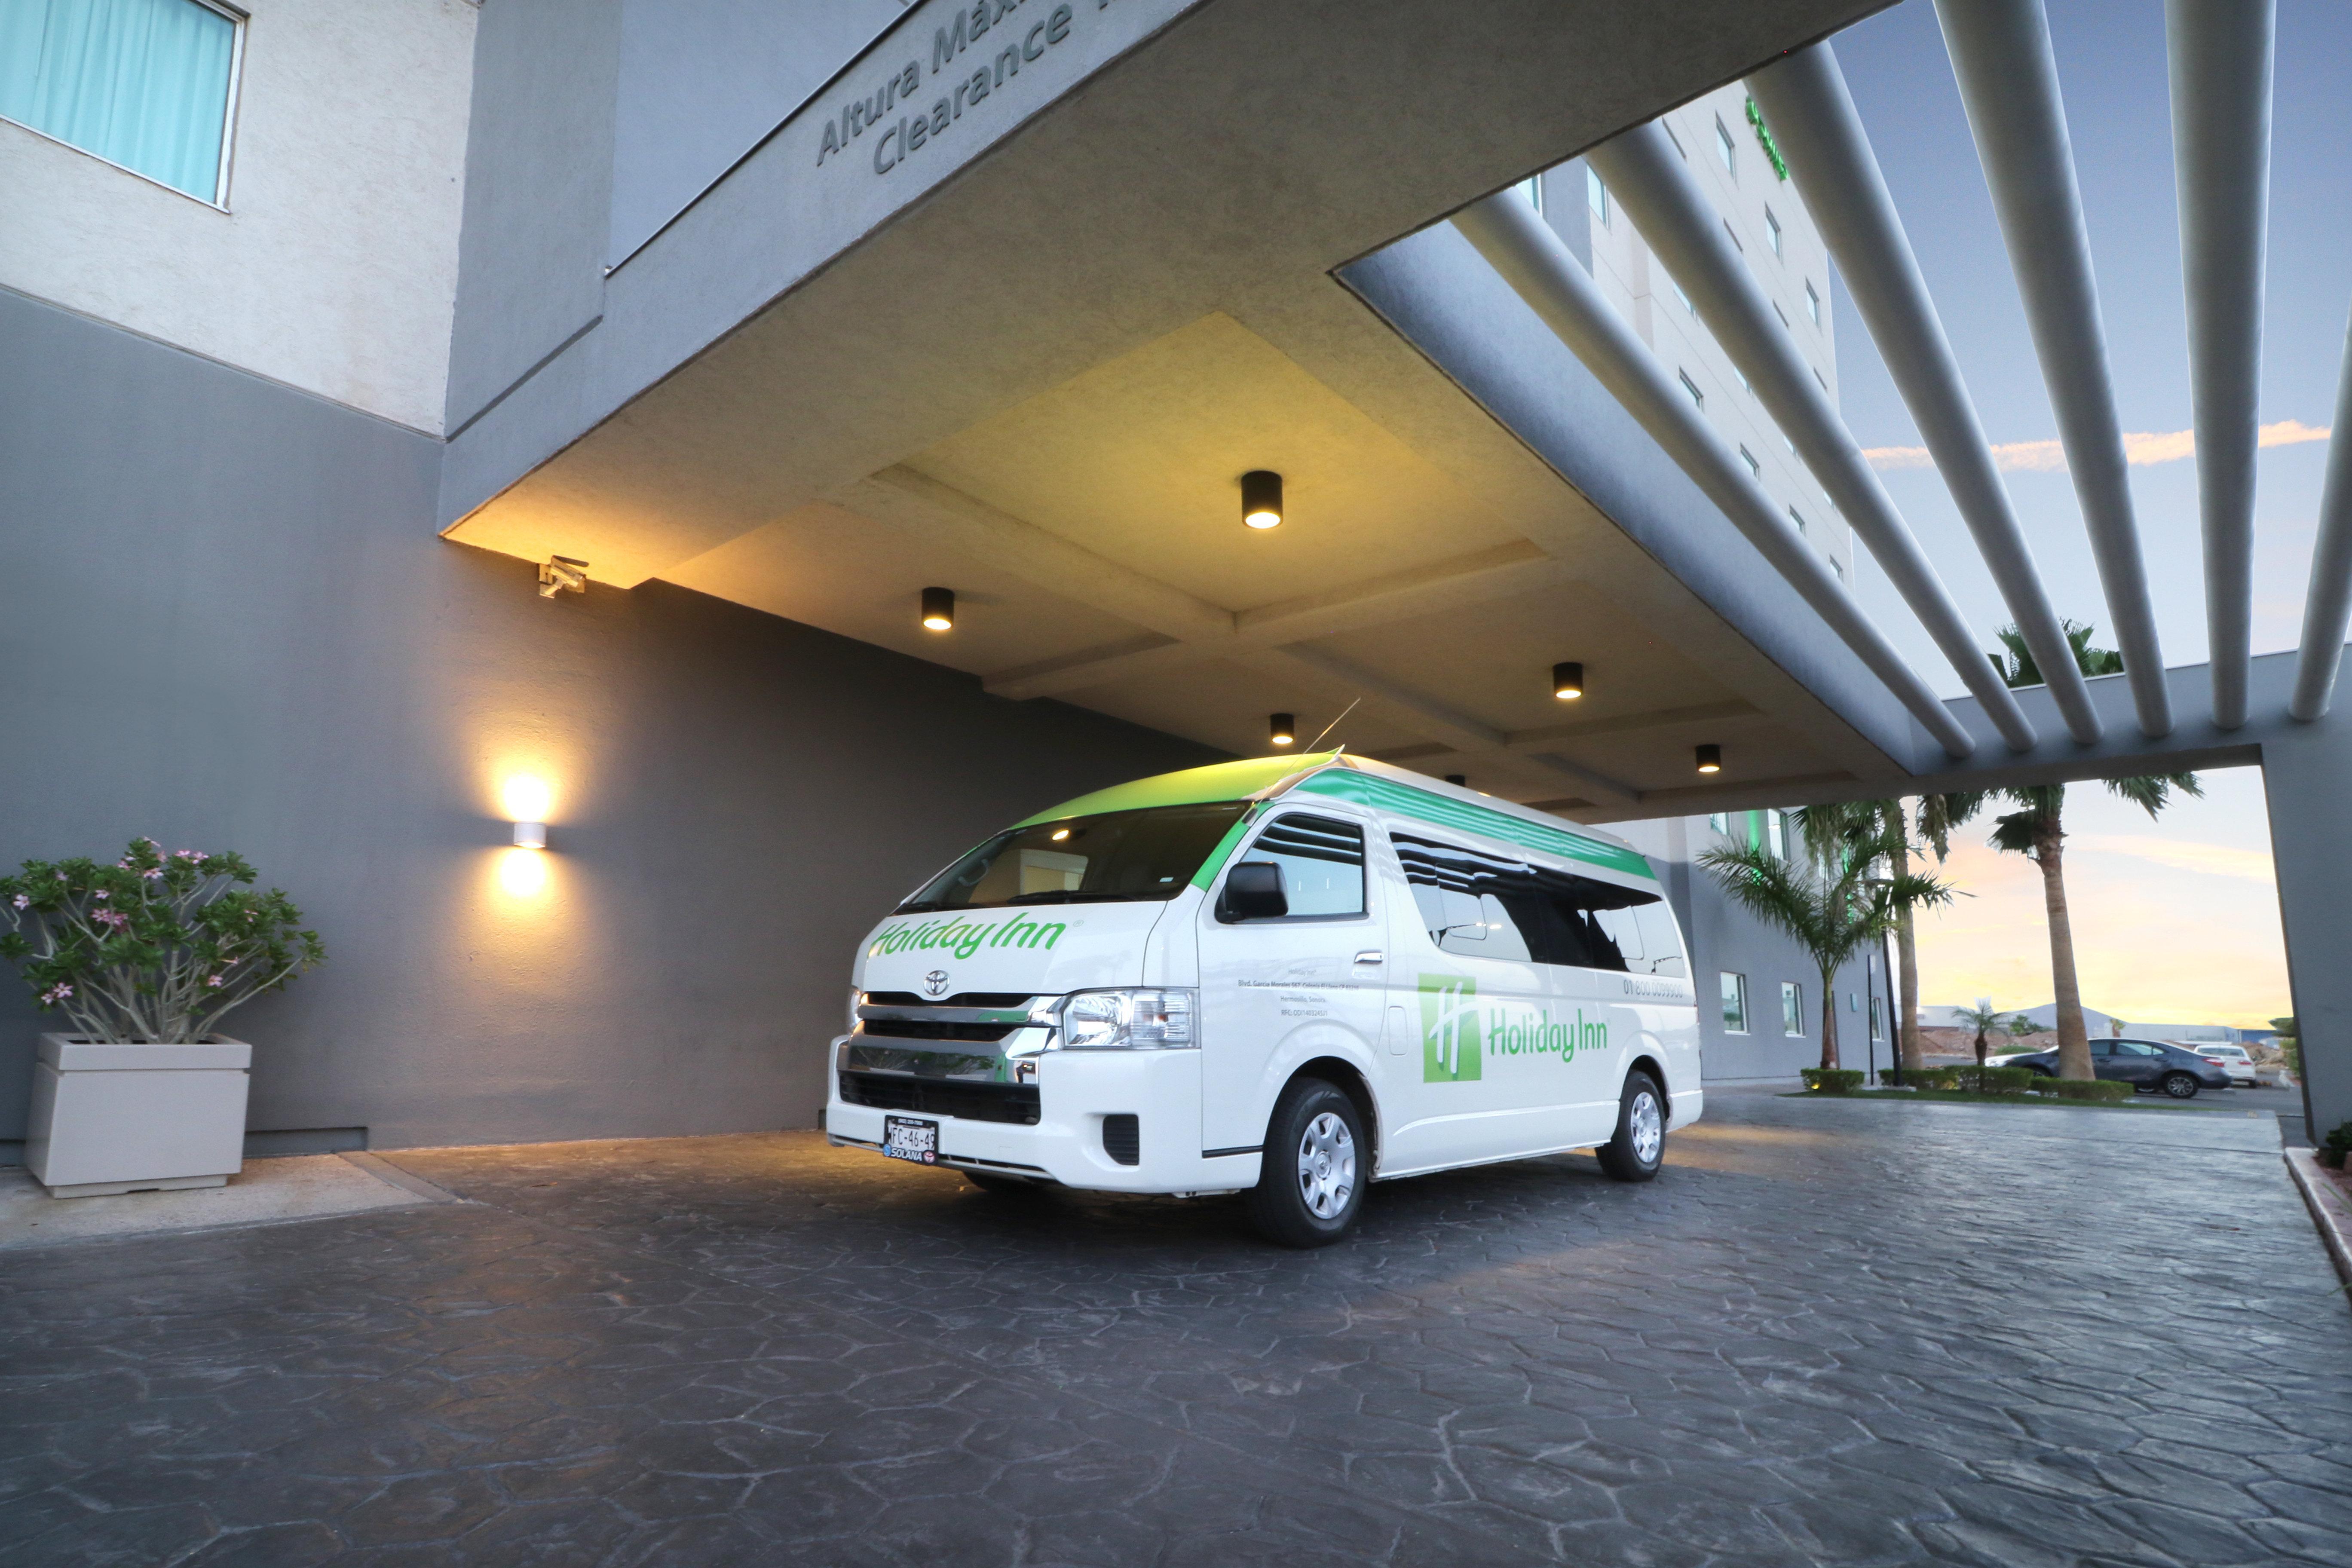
xmin=3 ymin=1091 xmax=2347 ymax=1567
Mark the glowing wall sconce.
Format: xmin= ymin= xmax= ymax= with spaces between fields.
xmin=1552 ymin=662 xmax=1584 ymax=701
xmin=503 ymin=775 xmax=553 ymax=849
xmin=920 ymin=586 xmax=956 ymax=631
xmin=1268 ymin=712 xmax=1295 ymax=747
xmin=1695 ymin=744 xmax=1722 ymax=775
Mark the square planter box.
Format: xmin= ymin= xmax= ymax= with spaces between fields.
xmin=25 ymin=1033 xmax=251 ymax=1198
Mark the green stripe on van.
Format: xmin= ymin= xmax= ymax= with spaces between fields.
xmin=1014 ymin=754 xmax=1337 ymax=827
xmin=1293 ymin=771 xmax=1656 ymax=881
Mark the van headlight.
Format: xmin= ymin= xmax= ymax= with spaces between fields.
xmin=1057 ymin=989 xmax=1196 ymax=1050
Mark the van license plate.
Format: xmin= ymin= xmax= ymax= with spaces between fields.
xmin=882 ymin=1116 xmax=939 ymax=1164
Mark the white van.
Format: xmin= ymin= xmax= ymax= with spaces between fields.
xmin=825 ymin=753 xmax=1702 ymax=1245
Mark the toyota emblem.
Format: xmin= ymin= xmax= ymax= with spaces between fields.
xmin=922 ymin=970 xmax=951 ymax=998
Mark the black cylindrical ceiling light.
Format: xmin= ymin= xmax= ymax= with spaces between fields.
xmin=1695 ymin=743 xmax=1722 ymax=775
xmin=1445 ymin=774 xmax=1467 ymax=786
xmin=920 ymin=586 xmax=955 ymax=631
xmin=1268 ymin=713 xmax=1296 ymax=747
xmin=1241 ymin=470 xmax=1284 ymax=530
xmin=1552 ymin=661 xmax=1585 ymax=701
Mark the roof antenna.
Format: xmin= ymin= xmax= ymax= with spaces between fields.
xmin=1304 ymin=698 xmax=1361 ymax=753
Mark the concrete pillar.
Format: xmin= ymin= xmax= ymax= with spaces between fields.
xmin=2259 ymin=719 xmax=2352 ymax=1142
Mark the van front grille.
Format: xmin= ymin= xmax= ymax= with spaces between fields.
xmin=860 ymin=1020 xmax=1019 ymax=1043
xmin=839 ymin=1071 xmax=1041 ymax=1125
xmin=863 ymin=992 xmax=1034 ymax=1009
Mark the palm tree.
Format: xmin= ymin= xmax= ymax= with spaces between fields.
xmin=1795 ymin=794 xmax=1984 ymax=1079
xmin=1700 ymin=828 xmax=1952 ymax=1072
xmin=1953 ymin=623 xmax=2201 ymax=1082
xmin=1949 ymin=998 xmax=2026 ymax=1069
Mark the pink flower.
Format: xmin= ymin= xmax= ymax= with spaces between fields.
xmin=40 ymin=984 xmax=72 ymax=1004
xmin=205 ymin=974 xmax=224 ymax=988
xmin=141 ymin=868 xmax=164 ymax=880
xmin=10 ymin=894 xmax=26 ymax=910
xmin=92 ymin=908 xmax=129 ymax=929
xmin=92 ymin=890 xmax=108 ymax=900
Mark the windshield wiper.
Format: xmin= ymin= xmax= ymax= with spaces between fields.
xmin=1004 ymin=891 xmax=1133 ymax=905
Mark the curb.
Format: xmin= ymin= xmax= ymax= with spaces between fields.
xmin=2284 ymin=1148 xmax=2352 ymax=1289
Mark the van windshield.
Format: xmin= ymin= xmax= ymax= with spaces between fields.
xmin=896 ymin=802 xmax=1249 ymax=913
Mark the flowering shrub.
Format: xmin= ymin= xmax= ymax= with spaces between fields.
xmin=0 ymin=839 xmax=324 ymax=1044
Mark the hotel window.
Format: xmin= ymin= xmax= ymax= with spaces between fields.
xmin=1721 ymin=972 xmax=1749 ymax=1033
xmin=1871 ymin=993 xmax=1886 ymax=1040
xmin=1663 ymin=118 xmax=1686 ymax=158
xmin=1774 ymin=301 xmax=1790 ymax=330
xmin=1586 ymin=166 xmax=1609 ymax=226
xmin=1679 ymin=371 xmax=1704 ymax=411
xmin=1708 ymin=812 xmax=1728 ymax=834
xmin=1782 ymin=982 xmax=1805 ymax=1036
xmin=0 ymin=0 xmax=243 ymax=205
xmin=1806 ymin=281 xmax=1822 ymax=325
xmin=1765 ymin=811 xmax=1786 ymax=861
xmin=1736 ymin=366 xmax=1753 ymax=394
xmin=1766 ymin=207 xmax=1783 ymax=255
xmin=1668 ymin=273 xmax=1695 ymax=314
xmin=1830 ymin=555 xmax=1846 ymax=582
xmin=1789 ymin=506 xmax=1807 ymax=536
xmin=1715 ymin=116 xmax=1736 ymax=176
xmin=1513 ymin=174 xmax=1543 ymax=213
xmin=1740 ymin=446 xmax=1760 ymax=480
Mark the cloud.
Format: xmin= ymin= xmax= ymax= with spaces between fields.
xmin=1862 ymin=419 xmax=2330 ymax=475
xmin=2071 ymin=834 xmax=2275 ymax=883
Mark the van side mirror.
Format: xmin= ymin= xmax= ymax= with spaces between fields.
xmin=1217 ymin=861 xmax=1288 ymax=922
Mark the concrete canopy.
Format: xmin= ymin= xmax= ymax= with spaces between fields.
xmin=441 ymin=0 xmax=1920 ymax=818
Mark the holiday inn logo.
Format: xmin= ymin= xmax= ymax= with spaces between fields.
xmin=1421 ymin=974 xmax=1481 ymax=1082
xmin=867 ymin=912 xmax=1066 ymax=961
xmin=1421 ymin=973 xmax=1611 ymax=1084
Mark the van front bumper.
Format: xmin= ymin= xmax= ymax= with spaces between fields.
xmin=824 ymin=1038 xmax=1262 ymax=1194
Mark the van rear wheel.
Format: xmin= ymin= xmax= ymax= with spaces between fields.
xmin=1596 ymin=1071 xmax=1666 ymax=1182
xmin=1244 ymin=1078 xmax=1365 ymax=1248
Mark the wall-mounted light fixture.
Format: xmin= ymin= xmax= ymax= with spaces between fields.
xmin=920 ymin=586 xmax=955 ymax=631
xmin=1552 ymin=661 xmax=1585 ymax=701
xmin=504 ymin=775 xmax=552 ymax=849
xmin=1695 ymin=744 xmax=1722 ymax=775
xmin=1268 ymin=713 xmax=1295 ymax=747
xmin=537 ymin=556 xmax=588 ymax=598
xmin=1241 ymin=470 xmax=1283 ymax=530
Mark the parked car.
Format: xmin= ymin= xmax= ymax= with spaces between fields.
xmin=2186 ymin=1043 xmax=2261 ymax=1087
xmin=2003 ymin=1038 xmax=2232 ymax=1098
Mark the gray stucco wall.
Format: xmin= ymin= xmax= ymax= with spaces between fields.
xmin=0 ymin=287 xmax=1220 ymax=1155
xmin=1613 ymin=816 xmax=1892 ymax=1084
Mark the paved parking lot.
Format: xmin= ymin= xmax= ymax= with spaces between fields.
xmin=3 ymin=1091 xmax=2347 ymax=1566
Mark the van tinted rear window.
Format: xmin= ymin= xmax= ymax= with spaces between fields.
xmin=1392 ymin=833 xmax=1686 ymax=977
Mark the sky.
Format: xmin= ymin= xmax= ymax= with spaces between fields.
xmin=1809 ymin=0 xmax=2349 ymax=1027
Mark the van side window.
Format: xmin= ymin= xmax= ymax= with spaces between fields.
xmin=1391 ymin=833 xmax=1684 ymax=976
xmin=1244 ymin=814 xmax=1366 ymax=917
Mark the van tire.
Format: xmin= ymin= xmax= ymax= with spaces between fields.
xmin=1596 ymin=1071 xmax=1666 ymax=1182
xmin=1244 ymin=1078 xmax=1366 ymax=1248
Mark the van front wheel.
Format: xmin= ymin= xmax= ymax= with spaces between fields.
xmin=1244 ymin=1078 xmax=1366 ymax=1247
xmin=1596 ymin=1071 xmax=1666 ymax=1182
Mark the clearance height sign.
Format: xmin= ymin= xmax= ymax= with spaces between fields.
xmin=817 ymin=0 xmax=1115 ymax=178
xmin=1420 ymin=976 xmax=1609 ymax=1084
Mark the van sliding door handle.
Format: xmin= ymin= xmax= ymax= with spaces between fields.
xmin=1354 ymin=951 xmax=1384 ymax=965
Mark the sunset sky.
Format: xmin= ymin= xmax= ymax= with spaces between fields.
xmin=1813 ymin=3 xmax=2345 ymax=1030
xmin=1905 ymin=766 xmax=2289 ymax=1029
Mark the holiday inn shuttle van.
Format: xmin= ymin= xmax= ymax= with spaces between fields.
xmin=825 ymin=753 xmax=1700 ymax=1245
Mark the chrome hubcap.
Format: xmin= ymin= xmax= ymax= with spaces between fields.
xmin=1295 ymin=1111 xmax=1357 ymax=1219
xmin=1629 ymin=1092 xmax=1663 ymax=1164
